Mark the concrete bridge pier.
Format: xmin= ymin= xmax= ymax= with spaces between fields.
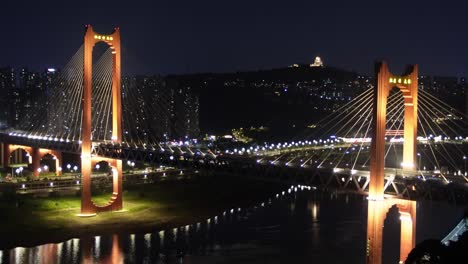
xmin=32 ymin=147 xmax=40 ymax=178
xmin=31 ymin=148 xmax=62 ymax=177
xmin=1 ymin=142 xmax=9 ymax=169
xmin=0 ymin=143 xmax=63 ymax=178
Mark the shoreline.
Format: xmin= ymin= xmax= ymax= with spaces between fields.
xmin=0 ymin=174 xmax=287 ymax=250
xmin=1 ymin=210 xmax=216 ymax=250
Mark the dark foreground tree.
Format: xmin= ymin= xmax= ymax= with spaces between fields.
xmin=405 ymin=239 xmax=448 ymax=264
xmin=446 ymin=231 xmax=468 ymax=263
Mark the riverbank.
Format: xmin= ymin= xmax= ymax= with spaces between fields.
xmin=0 ymin=173 xmax=286 ymax=250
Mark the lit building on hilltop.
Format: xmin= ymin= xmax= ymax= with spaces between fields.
xmin=289 ymin=56 xmax=324 ymax=68
xmin=310 ymin=56 xmax=324 ymax=67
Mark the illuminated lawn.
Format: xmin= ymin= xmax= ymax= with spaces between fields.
xmin=0 ymin=175 xmax=283 ymax=249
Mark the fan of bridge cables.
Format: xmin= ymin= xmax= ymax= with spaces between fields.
xmin=12 ymin=45 xmax=85 ymax=142
xmin=10 ymin=46 xmax=174 ymax=149
xmin=269 ymin=87 xmax=468 ymax=177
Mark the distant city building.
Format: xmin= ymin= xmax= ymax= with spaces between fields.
xmin=18 ymin=68 xmax=50 ymax=128
xmin=122 ymin=76 xmax=200 ymax=142
xmin=418 ymin=75 xmax=465 ymax=115
xmin=168 ymin=66 xmax=369 ymax=135
xmin=1 ymin=63 xmax=464 ymax=141
xmin=0 ymin=67 xmax=16 ymax=128
xmin=0 ymin=67 xmax=200 ymax=142
xmin=166 ymin=78 xmax=200 ymax=140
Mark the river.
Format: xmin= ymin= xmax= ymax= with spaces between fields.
xmin=1 ymin=185 xmax=464 ymax=264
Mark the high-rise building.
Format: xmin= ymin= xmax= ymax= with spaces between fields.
xmin=121 ymin=75 xmax=199 ymax=143
xmin=166 ymin=79 xmax=200 ymax=140
xmin=0 ymin=67 xmax=16 ymax=128
xmin=18 ymin=67 xmax=47 ymax=128
xmin=43 ymin=68 xmax=65 ymax=135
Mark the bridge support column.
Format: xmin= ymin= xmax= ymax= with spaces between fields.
xmin=2 ymin=143 xmax=9 ymax=168
xmin=16 ymin=150 xmax=23 ymax=164
xmin=50 ymin=150 xmax=62 ymax=176
xmin=112 ymin=160 xmax=123 ymax=211
xmin=32 ymin=148 xmax=40 ymax=178
xmin=55 ymin=153 xmax=62 ymax=176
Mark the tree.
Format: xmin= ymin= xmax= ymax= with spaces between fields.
xmin=405 ymin=239 xmax=448 ymax=264
xmin=446 ymin=231 xmax=468 ymax=263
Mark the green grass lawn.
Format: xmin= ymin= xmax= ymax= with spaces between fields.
xmin=0 ymin=175 xmax=284 ymax=249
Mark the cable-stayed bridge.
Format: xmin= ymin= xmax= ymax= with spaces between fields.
xmin=0 ymin=27 xmax=467 ymax=200
xmin=0 ymin=26 xmax=466 ymax=192
xmin=0 ymin=26 xmax=467 ymax=263
xmin=0 ymin=28 xmax=215 ymax=161
xmin=0 ymin=26 xmax=215 ymax=215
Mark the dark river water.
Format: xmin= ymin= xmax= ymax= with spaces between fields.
xmin=0 ymin=185 xmax=465 ymax=264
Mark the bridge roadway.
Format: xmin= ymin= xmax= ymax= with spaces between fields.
xmin=2 ymin=132 xmax=468 ymax=203
xmin=442 ymin=218 xmax=468 ymax=245
xmin=251 ymin=139 xmax=467 ymax=157
xmin=0 ymin=133 xmax=216 ymax=163
xmin=213 ymin=154 xmax=468 ymax=204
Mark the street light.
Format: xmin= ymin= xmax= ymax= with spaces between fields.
xmin=463 ymin=156 xmax=466 ymax=176
xmin=67 ymin=164 xmax=71 ymax=172
xmin=417 ymin=153 xmax=421 ymax=171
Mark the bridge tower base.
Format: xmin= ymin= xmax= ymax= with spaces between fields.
xmin=367 ymin=199 xmax=416 ymax=264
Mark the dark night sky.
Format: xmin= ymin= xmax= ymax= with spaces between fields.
xmin=1 ymin=0 xmax=468 ymax=77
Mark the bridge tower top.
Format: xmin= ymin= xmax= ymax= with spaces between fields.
xmin=83 ymin=24 xmax=122 ymax=146
xmin=370 ymin=62 xmax=418 ymax=200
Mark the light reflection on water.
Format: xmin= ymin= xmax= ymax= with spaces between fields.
xmin=1 ymin=186 xmax=464 ymax=264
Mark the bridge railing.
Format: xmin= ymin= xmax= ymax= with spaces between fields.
xmin=0 ymin=169 xmax=197 ymax=193
xmin=441 ymin=218 xmax=468 ymax=245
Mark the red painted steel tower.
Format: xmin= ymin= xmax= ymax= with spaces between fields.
xmin=81 ymin=25 xmax=123 ymax=215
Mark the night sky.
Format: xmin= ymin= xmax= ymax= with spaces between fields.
xmin=1 ymin=0 xmax=468 ymax=76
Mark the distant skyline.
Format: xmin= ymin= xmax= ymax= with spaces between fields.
xmin=1 ymin=0 xmax=468 ymax=77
